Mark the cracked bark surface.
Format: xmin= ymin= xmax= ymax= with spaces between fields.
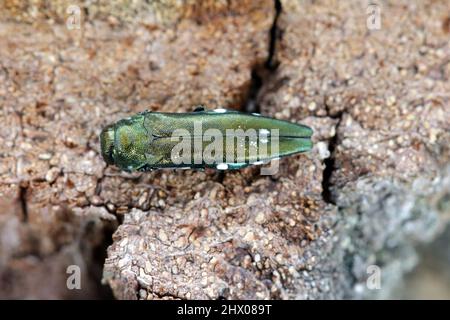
xmin=0 ymin=0 xmax=449 ymax=299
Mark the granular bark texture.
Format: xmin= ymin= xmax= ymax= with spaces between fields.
xmin=0 ymin=0 xmax=449 ymax=299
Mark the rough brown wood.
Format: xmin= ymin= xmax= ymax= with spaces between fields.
xmin=0 ymin=0 xmax=449 ymax=299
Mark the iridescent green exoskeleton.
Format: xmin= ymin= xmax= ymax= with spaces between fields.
xmin=100 ymin=107 xmax=313 ymax=172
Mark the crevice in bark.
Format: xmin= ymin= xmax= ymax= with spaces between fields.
xmin=266 ymin=0 xmax=282 ymax=71
xmin=18 ymin=185 xmax=28 ymax=222
xmin=243 ymin=69 xmax=263 ymax=113
xmin=242 ymin=0 xmax=282 ymax=114
xmin=322 ymin=113 xmax=343 ymax=205
xmin=88 ymin=223 xmax=116 ymax=299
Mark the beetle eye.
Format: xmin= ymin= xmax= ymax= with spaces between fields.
xmin=100 ymin=125 xmax=115 ymax=165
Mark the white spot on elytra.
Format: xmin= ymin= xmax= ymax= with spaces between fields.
xmin=253 ymin=161 xmax=264 ymax=165
xmin=214 ymin=108 xmax=227 ymax=113
xmin=216 ymin=163 xmax=228 ymax=170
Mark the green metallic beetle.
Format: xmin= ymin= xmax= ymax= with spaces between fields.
xmin=100 ymin=106 xmax=313 ymax=172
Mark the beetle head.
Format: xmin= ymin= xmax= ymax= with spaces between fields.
xmin=100 ymin=124 xmax=115 ymax=165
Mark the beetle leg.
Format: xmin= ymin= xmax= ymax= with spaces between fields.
xmin=193 ymin=105 xmax=206 ymax=112
xmin=137 ymin=163 xmax=153 ymax=172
